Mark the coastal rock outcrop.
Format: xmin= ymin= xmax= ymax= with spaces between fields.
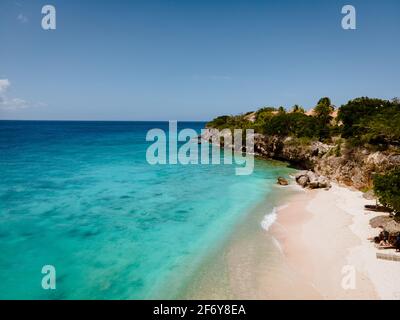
xmin=277 ymin=177 xmax=289 ymax=186
xmin=295 ymin=171 xmax=331 ymax=189
xmin=201 ymin=129 xmax=400 ymax=190
xmin=314 ymin=148 xmax=400 ymax=189
xmin=252 ymin=135 xmax=333 ymax=169
xmin=297 ymin=175 xmax=309 ymax=188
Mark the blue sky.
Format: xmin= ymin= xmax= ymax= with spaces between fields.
xmin=0 ymin=0 xmax=399 ymax=120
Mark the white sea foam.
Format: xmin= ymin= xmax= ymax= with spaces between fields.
xmin=260 ymin=208 xmax=277 ymax=231
xmin=260 ymin=204 xmax=289 ymax=231
xmin=286 ymin=183 xmax=306 ymax=192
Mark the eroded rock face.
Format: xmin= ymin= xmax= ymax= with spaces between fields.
xmin=253 ymin=134 xmax=400 ymax=190
xmin=315 ymin=149 xmax=400 ymax=189
xmin=253 ymin=135 xmax=333 ymax=169
xmin=202 ymin=130 xmax=400 ymax=190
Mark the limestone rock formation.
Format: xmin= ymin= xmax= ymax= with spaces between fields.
xmin=295 ymin=171 xmax=331 ymax=189
xmin=201 ymin=129 xmax=400 ymax=190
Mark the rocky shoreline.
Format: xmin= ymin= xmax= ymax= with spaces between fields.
xmin=201 ymin=129 xmax=400 ymax=191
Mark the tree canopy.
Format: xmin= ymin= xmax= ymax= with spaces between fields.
xmin=338 ymin=97 xmax=400 ymax=146
xmin=207 ymin=96 xmax=399 ymax=147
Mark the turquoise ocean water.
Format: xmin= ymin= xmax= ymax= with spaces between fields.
xmin=0 ymin=121 xmax=293 ymax=299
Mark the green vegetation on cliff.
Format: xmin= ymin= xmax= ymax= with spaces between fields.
xmin=338 ymin=97 xmax=400 ymax=146
xmin=207 ymin=97 xmax=400 ymax=148
xmin=207 ymin=97 xmax=400 ymax=211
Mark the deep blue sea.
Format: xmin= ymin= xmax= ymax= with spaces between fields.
xmin=0 ymin=121 xmax=294 ymax=299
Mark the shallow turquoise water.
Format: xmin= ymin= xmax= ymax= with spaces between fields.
xmin=0 ymin=121 xmax=293 ymax=299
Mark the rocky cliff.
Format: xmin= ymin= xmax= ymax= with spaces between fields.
xmin=202 ymin=130 xmax=400 ymax=190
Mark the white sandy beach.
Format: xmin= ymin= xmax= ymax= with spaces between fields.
xmin=182 ymin=181 xmax=400 ymax=300
xmin=270 ymin=184 xmax=400 ymax=300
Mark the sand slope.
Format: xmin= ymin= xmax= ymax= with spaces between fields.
xmin=270 ymin=184 xmax=400 ymax=300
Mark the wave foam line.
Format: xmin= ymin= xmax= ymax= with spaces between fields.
xmin=260 ymin=204 xmax=288 ymax=231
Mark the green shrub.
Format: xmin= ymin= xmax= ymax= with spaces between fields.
xmin=263 ymin=112 xmax=319 ymax=138
xmin=207 ymin=96 xmax=400 ymax=148
xmin=373 ymin=168 xmax=400 ymax=214
xmin=338 ymin=97 xmax=400 ymax=146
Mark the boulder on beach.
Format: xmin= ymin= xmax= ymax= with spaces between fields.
xmin=309 ymin=176 xmax=331 ymax=189
xmin=277 ymin=177 xmax=289 ymax=186
xmin=297 ymin=175 xmax=309 ymax=187
xmin=295 ymin=170 xmax=331 ymax=189
xmin=369 ymin=215 xmax=393 ymax=229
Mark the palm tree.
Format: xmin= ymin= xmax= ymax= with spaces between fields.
xmin=291 ymin=104 xmax=305 ymax=114
xmin=314 ymin=97 xmax=335 ymax=140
